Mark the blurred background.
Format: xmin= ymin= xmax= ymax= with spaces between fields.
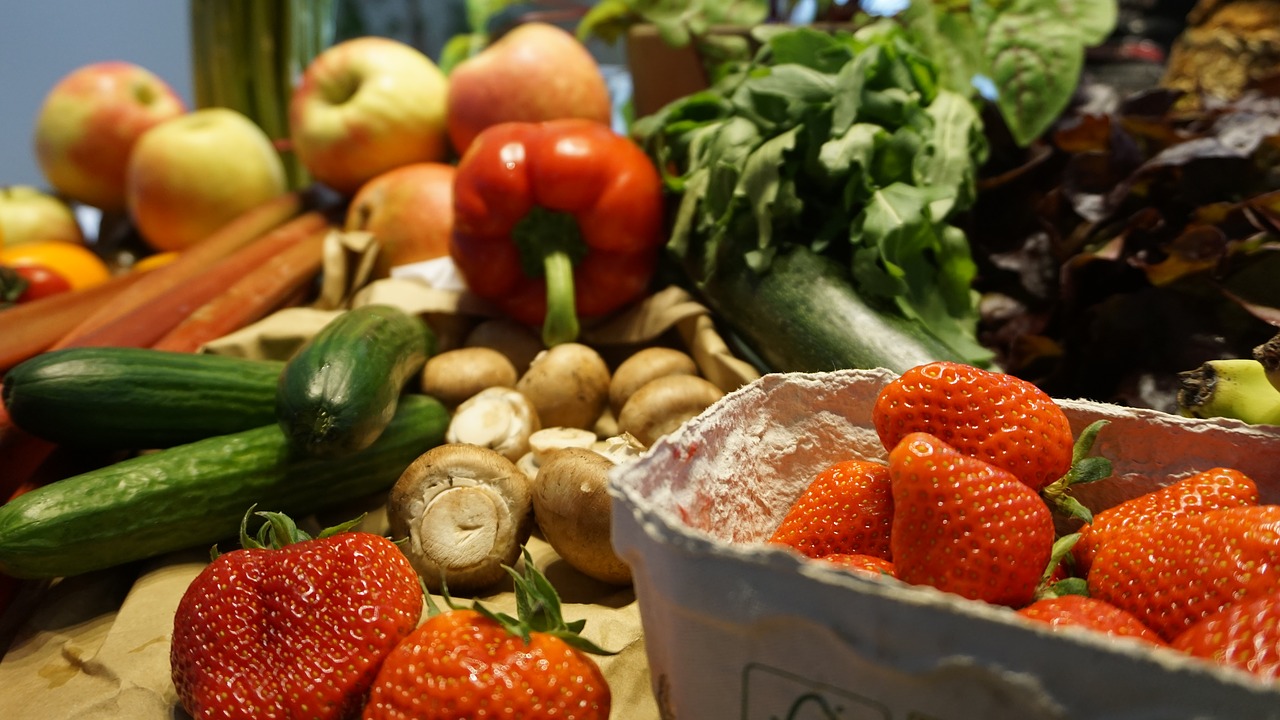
xmin=0 ymin=0 xmax=629 ymax=190
xmin=1 ymin=1 xmax=192 ymax=188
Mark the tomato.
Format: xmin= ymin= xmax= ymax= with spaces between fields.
xmin=11 ymin=263 xmax=73 ymax=302
xmin=0 ymin=241 xmax=111 ymax=291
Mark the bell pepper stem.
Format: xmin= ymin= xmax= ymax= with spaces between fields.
xmin=541 ymin=249 xmax=579 ymax=347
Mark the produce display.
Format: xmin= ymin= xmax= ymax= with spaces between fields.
xmin=2 ymin=1 xmax=1279 ymax=718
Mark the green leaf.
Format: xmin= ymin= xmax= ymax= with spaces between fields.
xmin=856 ymin=184 xmax=989 ymax=363
xmin=763 ymin=25 xmax=852 ymax=72
xmin=464 ymin=0 xmax=520 ymax=33
xmin=634 ymin=1 xmax=758 ymax=46
xmin=731 ymin=64 xmax=838 ymax=130
xmin=986 ymin=12 xmax=1085 ymax=146
xmin=818 ymin=123 xmax=886 ymax=204
xmin=915 ymin=89 xmax=985 ymax=218
xmin=1011 ymin=0 xmax=1118 ymax=46
xmin=438 ymin=32 xmax=487 ymax=74
xmin=735 ymin=126 xmax=802 ymax=262
xmin=576 ymin=0 xmax=640 ymax=44
xmin=899 ymin=0 xmax=988 ymax=100
xmin=1049 ymin=577 xmax=1090 ymax=597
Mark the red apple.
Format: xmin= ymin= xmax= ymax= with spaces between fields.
xmin=289 ymin=37 xmax=450 ymax=196
xmin=33 ymin=61 xmax=187 ymax=212
xmin=0 ymin=186 xmax=84 ymax=248
xmin=446 ymin=22 xmax=613 ymax=156
xmin=126 ymin=108 xmax=288 ymax=253
xmin=345 ymin=162 xmax=456 ymax=279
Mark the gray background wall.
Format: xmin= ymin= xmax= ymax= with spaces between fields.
xmin=0 ymin=0 xmax=193 ymax=189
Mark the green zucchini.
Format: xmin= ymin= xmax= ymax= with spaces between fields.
xmin=693 ymin=244 xmax=972 ymax=374
xmin=276 ymin=304 xmax=435 ymax=457
xmin=2 ymin=347 xmax=283 ymax=449
xmin=0 ymin=393 xmax=449 ymax=579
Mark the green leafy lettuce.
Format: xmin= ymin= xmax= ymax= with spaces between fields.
xmin=635 ymin=20 xmax=993 ymax=365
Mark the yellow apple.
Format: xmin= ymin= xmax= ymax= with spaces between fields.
xmin=0 ymin=185 xmax=84 ymax=248
xmin=126 ymin=108 xmax=287 ymax=253
xmin=289 ymin=37 xmax=449 ymax=196
xmin=345 ymin=162 xmax=456 ymax=279
xmin=34 ymin=61 xmax=187 ymax=212
xmin=446 ymin=22 xmax=613 ymax=156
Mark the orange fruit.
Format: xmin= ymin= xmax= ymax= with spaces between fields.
xmin=131 ymin=251 xmax=179 ymax=273
xmin=0 ymin=241 xmax=111 ymax=290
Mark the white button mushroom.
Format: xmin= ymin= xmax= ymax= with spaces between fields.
xmin=445 ymin=386 xmax=541 ymax=462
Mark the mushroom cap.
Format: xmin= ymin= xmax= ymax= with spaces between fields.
xmin=617 ymin=374 xmax=726 ymax=447
xmin=531 ymin=447 xmax=632 ymax=585
xmin=387 ymin=443 xmax=534 ymax=593
xmin=516 ymin=343 xmax=611 ymax=430
xmin=446 ymin=386 xmax=541 ymax=461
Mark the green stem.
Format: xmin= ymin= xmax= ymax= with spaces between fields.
xmin=510 ymin=206 xmax=588 ymax=347
xmin=541 ymin=250 xmax=579 ymax=347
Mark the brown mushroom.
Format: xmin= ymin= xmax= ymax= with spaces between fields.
xmin=608 ymin=347 xmax=699 ymax=416
xmin=515 ymin=343 xmax=611 ymax=430
xmin=463 ymin=318 xmax=545 ymax=376
xmin=421 ymin=347 xmax=520 ymax=408
xmin=531 ymin=446 xmax=632 ymax=585
xmin=616 ymin=374 xmax=725 ymax=447
xmin=387 ymin=444 xmax=533 ymax=594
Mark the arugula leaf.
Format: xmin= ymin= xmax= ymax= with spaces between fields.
xmin=916 ymin=89 xmax=986 ymax=218
xmin=1038 ymin=0 xmax=1118 ymax=46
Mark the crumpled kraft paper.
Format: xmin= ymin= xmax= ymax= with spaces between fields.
xmin=0 ymin=253 xmax=760 ymax=719
xmin=0 ymin=533 xmax=655 ymax=720
xmin=203 ymin=275 xmax=760 ymax=395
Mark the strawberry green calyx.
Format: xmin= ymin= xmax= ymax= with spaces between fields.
xmin=1034 ymin=533 xmax=1088 ymax=601
xmin=1040 ymin=419 xmax=1112 ymax=524
xmin=211 ymin=506 xmax=366 ymax=560
xmin=430 ymin=548 xmax=616 ymax=657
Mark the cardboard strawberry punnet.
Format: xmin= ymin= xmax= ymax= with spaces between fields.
xmin=610 ymin=367 xmax=1280 ymax=720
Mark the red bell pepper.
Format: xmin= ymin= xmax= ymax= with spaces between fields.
xmin=449 ymin=118 xmax=666 ymax=346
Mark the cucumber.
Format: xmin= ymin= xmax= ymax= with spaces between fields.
xmin=276 ymin=304 xmax=435 ymax=457
xmin=693 ymin=244 xmax=971 ymax=374
xmin=2 ymin=347 xmax=283 ymax=449
xmin=0 ymin=393 xmax=449 ymax=579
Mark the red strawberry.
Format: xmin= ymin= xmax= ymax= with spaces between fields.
xmin=873 ymin=361 xmax=1074 ymax=491
xmin=1171 ymin=589 xmax=1280 ymax=680
xmin=363 ymin=551 xmax=612 ymax=720
xmin=1017 ymin=594 xmax=1167 ymax=646
xmin=820 ymin=553 xmax=896 ymax=578
xmin=768 ymin=459 xmax=893 ymax=560
xmin=1088 ymin=505 xmax=1280 ymax=641
xmin=887 ymin=432 xmax=1055 ymax=607
xmin=1073 ymin=467 xmax=1258 ymax=575
xmin=171 ymin=510 xmax=424 ymax=720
